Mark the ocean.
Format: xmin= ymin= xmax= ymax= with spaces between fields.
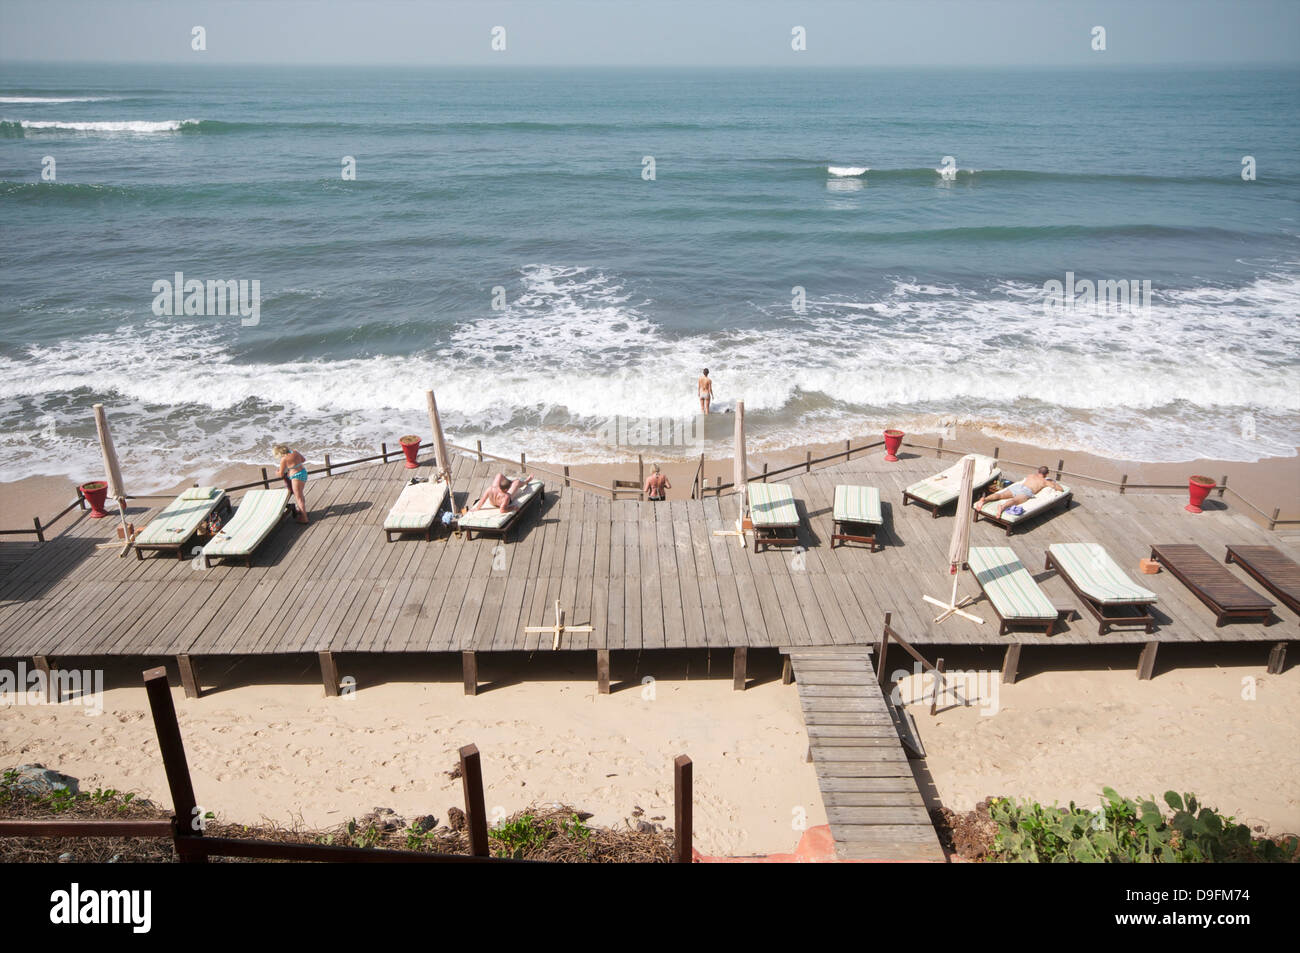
xmin=2 ymin=63 xmax=1298 ymax=490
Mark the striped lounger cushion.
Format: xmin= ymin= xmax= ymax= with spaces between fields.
xmin=748 ymin=483 xmax=799 ymax=527
xmin=906 ymin=454 xmax=1000 ymax=506
xmin=833 ymin=485 xmax=882 ymax=525
xmin=202 ymin=488 xmax=290 ymax=558
xmin=384 ymin=481 xmax=449 ymax=531
xmin=136 ymin=489 xmax=226 ymax=546
xmin=968 ymin=546 xmax=1057 ymax=620
xmin=458 ymin=480 xmax=544 ymax=530
xmin=1049 ymin=543 xmax=1157 ymax=605
xmin=976 ymin=484 xmax=1070 ymax=523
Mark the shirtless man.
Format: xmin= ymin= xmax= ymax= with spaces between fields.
xmin=974 ymin=466 xmax=1063 ymax=518
xmin=697 ymin=368 xmax=714 ymax=415
xmin=474 ymin=472 xmax=533 ymax=513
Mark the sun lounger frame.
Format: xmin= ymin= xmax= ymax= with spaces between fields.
xmin=135 ymin=493 xmax=232 ymax=561
xmin=1225 ymin=545 xmax=1300 ymax=618
xmin=902 ymin=473 xmax=1000 ymax=518
xmin=1151 ymin=544 xmax=1274 ymax=627
xmin=461 ymin=486 xmax=544 ymax=543
xmin=753 ymin=523 xmax=799 ymax=553
xmin=973 ymin=490 xmax=1073 ymax=535
xmin=831 ymin=518 xmax=879 ymax=551
xmin=1045 ymin=549 xmax=1157 ymax=635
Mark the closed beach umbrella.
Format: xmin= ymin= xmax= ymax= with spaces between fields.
xmin=425 ymin=389 xmax=452 ymax=495
xmin=93 ymin=403 xmax=132 ymax=554
xmin=733 ymin=399 xmax=747 ymax=520
xmin=923 ymin=454 xmax=983 ymax=624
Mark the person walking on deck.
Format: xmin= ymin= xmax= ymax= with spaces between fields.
xmin=274 ymin=443 xmax=311 ymax=524
xmin=644 ymin=463 xmax=671 ymax=501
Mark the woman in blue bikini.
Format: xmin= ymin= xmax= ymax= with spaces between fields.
xmin=274 ymin=443 xmax=311 ymax=524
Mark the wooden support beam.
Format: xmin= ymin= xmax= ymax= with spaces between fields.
xmin=596 ymin=650 xmax=611 ymax=695
xmin=673 ymin=755 xmax=693 ymax=864
xmin=1055 ymin=459 xmax=1064 ymax=480
xmin=33 ymin=517 xmax=44 ymax=543
xmin=381 ymin=441 xmax=388 ymax=462
xmin=260 ymin=466 xmax=270 ymax=489
xmin=142 ymin=667 xmax=206 ymax=862
xmin=32 ymin=655 xmax=52 ymax=702
xmin=781 ymin=656 xmax=793 ymax=685
xmin=732 ymin=646 xmax=747 ymax=691
xmin=476 ymin=440 xmax=483 ymax=462
xmin=1001 ymin=643 xmax=1021 ymax=685
xmin=324 ymin=453 xmax=332 ymax=475
xmin=1267 ymin=641 xmax=1288 ymax=675
xmin=1119 ymin=473 xmax=1128 ymax=495
xmin=563 ymin=465 xmax=570 ymax=487
xmin=1269 ymin=507 xmax=1279 ymax=531
xmin=845 ymin=438 xmax=851 ymax=460
xmin=462 ymin=651 xmax=478 ymax=696
xmin=1137 ymin=641 xmax=1159 ymax=680
xmin=875 ymin=612 xmax=891 ymax=688
xmin=459 ymin=744 xmax=490 ymax=858
xmin=930 ymin=657 xmax=945 ymax=716
xmin=805 ymin=450 xmax=812 ymax=472
xmin=936 ymin=436 xmax=943 ymax=457
xmin=1218 ymin=474 xmax=1228 ymax=498
xmin=176 ymin=654 xmax=201 ymax=699
xmin=318 ymin=651 xmax=340 ymax=698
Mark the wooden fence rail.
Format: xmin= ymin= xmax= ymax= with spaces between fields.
xmin=0 ymin=667 xmax=694 ymax=864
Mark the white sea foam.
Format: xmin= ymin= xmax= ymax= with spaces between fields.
xmin=12 ymin=119 xmax=195 ymax=133
xmin=827 ymin=165 xmax=868 ymax=176
xmin=1 ymin=269 xmax=1297 ymax=483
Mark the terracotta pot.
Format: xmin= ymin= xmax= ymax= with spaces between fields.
xmin=399 ymin=434 xmax=421 ymax=469
xmin=1186 ymin=475 xmax=1215 ymax=514
xmin=883 ymin=429 xmax=904 ymax=463
xmin=81 ymin=481 xmax=109 ymax=519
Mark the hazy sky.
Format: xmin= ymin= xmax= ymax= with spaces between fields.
xmin=2 ymin=0 xmax=1297 ymax=67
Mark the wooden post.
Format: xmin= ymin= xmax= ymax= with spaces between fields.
xmin=596 ymin=650 xmax=611 ymax=694
xmin=732 ymin=647 xmax=747 ymax=691
xmin=32 ymin=517 xmax=44 ymax=544
xmin=930 ymin=657 xmax=945 ymax=716
xmin=806 ymin=450 xmax=812 ymax=472
xmin=673 ymin=755 xmax=693 ymax=864
xmin=936 ymin=436 xmax=943 ymax=458
xmin=781 ymin=656 xmax=793 ymax=685
xmin=638 ymin=454 xmax=644 ymax=490
xmin=318 ymin=651 xmax=340 ymax=698
xmin=1001 ymin=644 xmax=1021 ymax=684
xmin=520 ymin=452 xmax=526 ymax=471
xmin=876 ymin=613 xmax=891 ymax=687
xmin=563 ymin=465 xmax=570 ymax=488
xmin=845 ymin=439 xmax=851 ymax=461
xmin=476 ymin=440 xmax=483 ymax=462
xmin=1055 ymin=459 xmax=1064 ymax=480
xmin=324 ymin=453 xmax=332 ymax=475
xmin=992 ymin=446 xmax=999 ymax=460
xmin=176 ymin=654 xmax=201 ymax=700
xmin=77 ymin=486 xmax=86 ymax=510
xmin=1267 ymin=642 xmax=1287 ymax=674
xmin=33 ymin=656 xmax=52 ymax=702
xmin=1269 ymin=507 xmax=1279 ymax=531
xmin=1218 ymin=475 xmax=1227 ymax=498
xmin=142 ymin=667 xmax=206 ymax=862
xmin=762 ymin=462 xmax=769 ymax=482
xmin=1119 ymin=474 xmax=1128 ymax=495
xmin=381 ymin=441 xmax=388 ymax=463
xmin=458 ymin=744 xmax=490 ymax=858
xmin=462 ymin=651 xmax=478 ymax=695
xmin=260 ymin=467 xmax=270 ymax=489
xmin=1137 ymin=641 xmax=1159 ymax=680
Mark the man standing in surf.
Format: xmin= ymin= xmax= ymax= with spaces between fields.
xmin=697 ymin=368 xmax=714 ymax=415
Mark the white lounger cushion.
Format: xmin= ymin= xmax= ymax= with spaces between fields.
xmin=968 ymin=546 xmax=1057 ymax=620
xmin=1049 ymin=542 xmax=1158 ymax=606
xmin=833 ymin=485 xmax=883 ymax=525
xmin=384 ymin=480 xmax=449 ymax=531
xmin=748 ymin=483 xmax=800 ymax=528
xmin=906 ymin=454 xmax=1001 ymax=507
xmin=201 ymin=488 xmax=289 ymax=558
xmin=458 ymin=480 xmax=544 ymax=530
xmin=136 ymin=489 xmax=226 ymax=546
xmin=977 ymin=484 xmax=1070 ymax=523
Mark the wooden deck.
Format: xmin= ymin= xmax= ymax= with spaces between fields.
xmin=0 ymin=450 xmax=1296 ymax=678
xmin=784 ymin=647 xmax=944 ymax=861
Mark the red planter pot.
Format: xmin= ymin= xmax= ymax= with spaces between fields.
xmin=399 ymin=436 xmax=421 ymax=469
xmin=883 ymin=429 xmax=904 ymax=463
xmin=81 ymin=481 xmax=109 ymax=519
xmin=1186 ymin=475 xmax=1215 ymax=514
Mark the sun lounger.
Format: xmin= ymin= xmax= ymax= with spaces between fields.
xmin=902 ymin=454 xmax=1001 ymax=518
xmin=968 ymin=546 xmax=1065 ymax=636
xmin=1225 ymin=545 xmax=1300 ymax=618
xmin=973 ymin=484 xmax=1073 ymax=535
xmin=200 ymin=488 xmax=292 ymax=568
xmin=459 ymin=479 xmax=544 ymax=541
xmin=134 ymin=487 xmax=230 ymax=560
xmin=748 ymin=482 xmax=801 ymax=552
xmin=1151 ymin=544 xmax=1274 ymax=627
xmin=831 ymin=485 xmax=883 ymax=551
xmin=383 ymin=480 xmax=450 ymax=542
xmin=1046 ymin=542 xmax=1158 ymax=635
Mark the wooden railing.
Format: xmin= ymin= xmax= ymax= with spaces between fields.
xmin=0 ymin=667 xmax=695 ymax=864
xmin=875 ymin=612 xmax=963 ymax=716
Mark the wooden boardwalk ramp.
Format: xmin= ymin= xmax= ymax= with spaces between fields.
xmin=784 ymin=647 xmax=946 ymax=862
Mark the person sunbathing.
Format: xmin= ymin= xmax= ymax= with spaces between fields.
xmin=975 ymin=466 xmax=1063 ymax=517
xmin=474 ymin=472 xmax=533 ymax=513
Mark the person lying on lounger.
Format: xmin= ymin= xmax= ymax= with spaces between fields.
xmin=974 ymin=466 xmax=1063 ymax=517
xmin=473 ymin=472 xmax=533 ymax=513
